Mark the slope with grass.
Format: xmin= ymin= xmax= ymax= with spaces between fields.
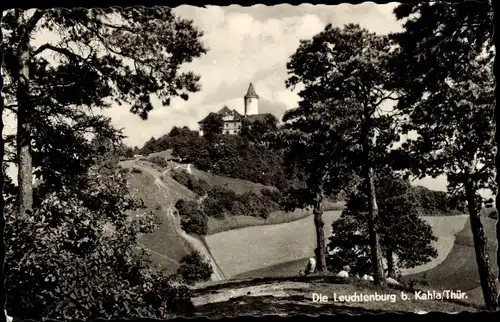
xmin=226 ymin=214 xmax=470 ymax=280
xmin=120 ymin=159 xmax=197 ymax=276
xmin=206 ymin=210 xmax=344 ymax=278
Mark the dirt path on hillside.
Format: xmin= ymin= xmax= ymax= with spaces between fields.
xmin=135 ymin=161 xmax=225 ymax=282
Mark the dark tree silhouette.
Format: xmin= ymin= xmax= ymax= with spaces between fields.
xmin=200 ymin=112 xmax=224 ymax=140
xmin=1 ymin=7 xmax=207 ymax=219
xmin=389 ymin=1 xmax=497 ymax=310
xmin=282 ymin=24 xmax=399 ymax=284
xmin=328 ymin=174 xmax=438 ymax=278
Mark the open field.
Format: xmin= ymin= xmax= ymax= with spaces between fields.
xmin=206 ymin=210 xmax=344 ymax=278
xmin=188 ymin=276 xmax=478 ymax=317
xmin=226 ymin=214 xmax=469 ymax=280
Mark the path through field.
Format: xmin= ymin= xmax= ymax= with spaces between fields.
xmin=136 ymin=161 xmax=225 ymax=281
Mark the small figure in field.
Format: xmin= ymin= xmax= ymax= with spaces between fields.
xmin=299 ymin=257 xmax=317 ymax=276
xmin=337 ymin=265 xmax=351 ymax=278
xmin=386 ymin=277 xmax=400 ymax=286
xmin=362 ymin=274 xmax=374 ymax=281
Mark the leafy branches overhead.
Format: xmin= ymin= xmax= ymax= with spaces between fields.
xmin=390 ymin=2 xmax=495 ymax=193
xmin=282 ymin=24 xmax=400 ymax=199
xmin=389 ymin=1 xmax=497 ymax=310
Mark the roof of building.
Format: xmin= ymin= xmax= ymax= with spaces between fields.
xmin=244 ymin=83 xmax=259 ymax=99
xmin=245 ymin=113 xmax=273 ymax=123
xmin=198 ymin=106 xmax=244 ymax=123
xmin=198 ymin=109 xmax=274 ymax=124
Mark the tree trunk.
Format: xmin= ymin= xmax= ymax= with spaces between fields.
xmin=362 ymin=122 xmax=386 ymax=287
xmin=386 ymin=249 xmax=395 ymax=278
xmin=16 ymin=13 xmax=33 ymax=219
xmin=313 ymin=198 xmax=327 ymax=274
xmin=366 ymin=164 xmax=386 ymax=287
xmin=465 ymin=179 xmax=498 ymax=311
xmin=0 ymin=12 xmax=7 ymax=320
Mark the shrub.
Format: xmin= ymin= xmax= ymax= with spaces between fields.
xmin=175 ymin=199 xmax=209 ymax=236
xmin=171 ymin=169 xmax=191 ymax=186
xmin=171 ymin=170 xmax=210 ymax=197
xmin=261 ymin=188 xmax=282 ymax=203
xmin=5 ymin=165 xmax=193 ymax=321
xmin=186 ymin=177 xmax=209 ymax=197
xmin=201 ymin=196 xmax=225 ymax=219
xmin=148 ymin=156 xmax=169 ymax=168
xmin=176 ymin=251 xmax=213 ymax=285
xmin=175 ymin=199 xmax=208 ymax=234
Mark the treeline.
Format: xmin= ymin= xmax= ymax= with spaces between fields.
xmin=172 ymin=169 xmax=283 ymax=235
xmin=136 ymin=125 xmax=293 ymax=190
xmin=410 ymin=186 xmax=467 ymax=216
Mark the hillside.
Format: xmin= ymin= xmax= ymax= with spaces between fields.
xmin=119 ymin=156 xmax=313 ymax=277
xmin=188 ymin=276 xmax=478 ymax=317
xmin=120 ymin=159 xmax=197 ymax=276
xmin=401 ymin=217 xmax=498 ymax=307
xmin=120 ymin=152 xmax=496 ymax=310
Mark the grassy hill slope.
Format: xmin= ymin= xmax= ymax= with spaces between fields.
xmin=401 ymin=217 xmax=498 ymax=301
xmin=121 ymin=159 xmax=197 ymax=276
xmin=231 ymin=214 xmax=469 ymax=280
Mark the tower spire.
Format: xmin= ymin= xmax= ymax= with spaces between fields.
xmin=244 ymin=83 xmax=259 ymax=99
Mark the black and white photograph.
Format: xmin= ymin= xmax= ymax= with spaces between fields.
xmin=1 ymin=1 xmax=497 ymax=320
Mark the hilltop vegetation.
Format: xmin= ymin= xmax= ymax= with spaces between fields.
xmin=133 ymin=125 xmax=294 ymax=191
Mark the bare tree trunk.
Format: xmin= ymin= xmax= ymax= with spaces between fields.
xmin=362 ymin=123 xmax=386 ymax=287
xmin=0 ymin=11 xmax=8 ymax=318
xmin=313 ymin=197 xmax=327 ymax=274
xmin=16 ymin=13 xmax=33 ymax=219
xmin=366 ymin=164 xmax=386 ymax=287
xmin=386 ymin=249 xmax=395 ymax=279
xmin=465 ymin=179 xmax=498 ymax=311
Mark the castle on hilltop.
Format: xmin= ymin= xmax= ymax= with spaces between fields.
xmin=198 ymin=83 xmax=272 ymax=136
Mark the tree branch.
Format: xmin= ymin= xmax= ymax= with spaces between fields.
xmin=373 ymin=90 xmax=399 ymax=108
xmin=32 ymin=43 xmax=81 ymax=62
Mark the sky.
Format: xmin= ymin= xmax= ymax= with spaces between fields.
xmin=4 ymin=3 xmax=491 ymax=195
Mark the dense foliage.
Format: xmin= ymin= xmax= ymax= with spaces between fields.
xmin=171 ymin=169 xmax=210 ymax=197
xmin=389 ymin=1 xmax=497 ymax=310
xmin=327 ymin=174 xmax=438 ymax=278
xmin=138 ymin=127 xmax=289 ymax=190
xmin=147 ymin=155 xmax=170 ymax=169
xmin=410 ymin=185 xmax=467 ymax=216
xmin=5 ymin=157 xmax=193 ymax=320
xmin=174 ymin=178 xmax=283 ymax=233
xmin=175 ymin=251 xmax=213 ymax=286
xmin=175 ymin=199 xmax=209 ymax=236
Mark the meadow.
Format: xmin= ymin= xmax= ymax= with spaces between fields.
xmin=205 ymin=210 xmax=343 ymax=278
xmin=120 ymin=160 xmax=197 ymax=275
xmin=401 ymin=217 xmax=498 ymax=306
xmin=222 ymin=214 xmax=470 ymax=279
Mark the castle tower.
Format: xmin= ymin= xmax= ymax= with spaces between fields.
xmin=244 ymin=83 xmax=259 ymax=116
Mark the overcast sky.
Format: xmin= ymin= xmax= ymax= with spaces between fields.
xmin=5 ymin=3 xmax=490 ymax=194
